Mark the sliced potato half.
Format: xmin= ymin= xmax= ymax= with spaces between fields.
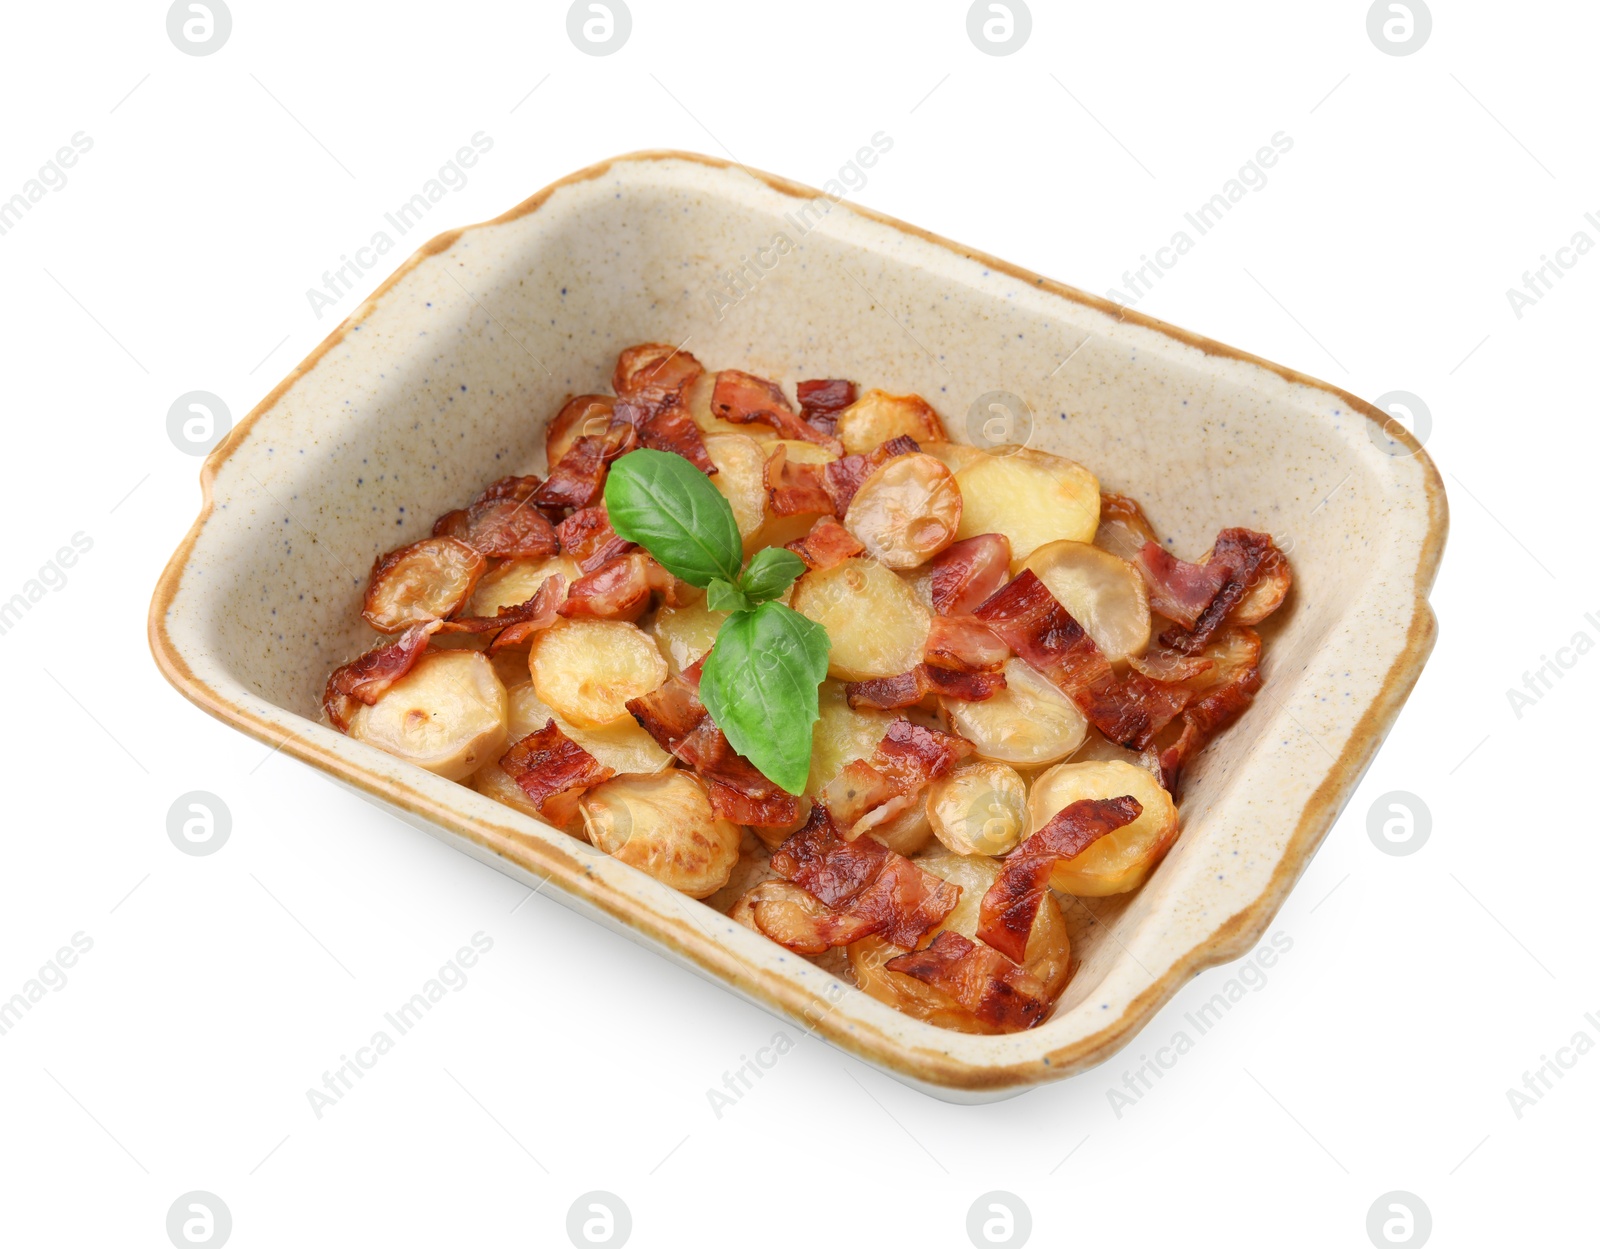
xmin=703 ymin=432 xmax=771 ymax=544
xmin=467 ymin=554 xmax=580 ymax=618
xmin=1023 ymin=540 xmax=1150 ymax=661
xmin=835 ymin=389 xmax=947 ymax=454
xmin=1027 ymin=759 xmax=1179 ymax=896
xmin=942 ymin=659 xmax=1086 ymax=767
xmin=843 ymin=453 xmax=962 ymax=570
xmin=792 ymin=557 xmax=931 ymax=680
xmin=529 ymin=618 xmax=668 ymax=729
xmin=954 ymin=448 xmax=1099 ymax=564
xmin=807 ymin=680 xmax=896 ymax=798
xmin=581 ymin=771 xmax=742 ymax=898
xmin=348 ymin=649 xmax=507 ymax=781
xmin=926 ymin=760 xmax=1028 ymax=856
xmin=647 ymin=596 xmax=729 ymax=676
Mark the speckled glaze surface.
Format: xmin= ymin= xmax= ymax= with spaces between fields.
xmin=148 ymin=152 xmax=1446 ymax=1102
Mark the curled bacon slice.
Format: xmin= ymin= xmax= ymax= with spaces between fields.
xmin=625 ymin=663 xmax=799 ymax=827
xmin=362 ymin=537 xmax=487 ymax=633
xmin=1095 ymin=492 xmax=1161 ymax=563
xmin=558 ymin=552 xmax=673 ymax=622
xmin=929 ymin=534 xmax=1013 ymax=616
xmin=923 ymin=615 xmax=1008 ymax=673
xmin=556 ymin=506 xmax=635 ymax=571
xmin=635 ymin=399 xmax=717 ymax=473
xmin=974 ymin=571 xmax=1191 ymax=748
xmin=1136 ymin=543 xmax=1228 ymax=631
xmin=769 ymin=806 xmax=961 ymax=950
xmin=499 ymin=720 xmax=615 ymax=826
xmin=712 ymin=370 xmax=839 ymax=448
xmin=533 ymin=416 xmax=638 ymax=511
xmin=796 ymin=378 xmax=857 ymax=436
xmin=434 ymin=486 xmax=560 ymax=561
xmin=439 ymin=572 xmax=567 ymax=653
xmin=846 ymin=665 xmax=1005 ymax=711
xmin=765 ymin=435 xmax=922 ymax=519
xmin=1149 ymin=529 xmax=1284 ymax=653
xmin=885 ymin=931 xmax=1054 ymax=1033
xmin=323 ymin=620 xmax=441 ymax=731
xmin=613 ymin=342 xmax=703 ymax=405
xmin=1154 ymin=628 xmax=1263 ymax=795
xmin=784 ymin=516 xmax=865 ymax=571
xmin=976 ymin=796 xmax=1142 ymax=963
xmin=821 ymin=718 xmax=971 ymax=838
xmin=547 ymin=395 xmax=616 ymax=468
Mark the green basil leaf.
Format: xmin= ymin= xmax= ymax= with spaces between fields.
xmin=737 ymin=546 xmax=806 ymax=605
xmin=603 ymin=449 xmax=742 ymax=588
xmin=706 ymin=579 xmax=754 ymax=614
xmin=699 ymin=601 xmax=831 ymax=795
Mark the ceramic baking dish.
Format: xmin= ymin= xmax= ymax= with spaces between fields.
xmin=149 ymin=151 xmax=1445 ymax=1101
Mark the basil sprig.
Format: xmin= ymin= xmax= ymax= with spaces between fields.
xmin=605 ymin=450 xmax=830 ymax=794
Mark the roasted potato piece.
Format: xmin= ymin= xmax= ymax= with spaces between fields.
xmin=1027 ymin=759 xmax=1179 ymax=896
xmin=749 ymin=439 xmax=841 ymax=549
xmin=1023 ymin=540 xmax=1151 ymax=661
xmin=546 ymin=394 xmax=615 ymax=468
xmin=467 ymin=554 xmax=580 ymax=618
xmin=871 ymin=803 xmax=934 ymax=857
xmin=1201 ymin=544 xmax=1291 ymax=625
xmin=702 ymin=432 xmax=771 ymax=544
xmin=849 ymin=850 xmax=1070 ymax=1032
xmin=647 ymin=596 xmax=729 ymax=676
xmin=942 ymin=659 xmax=1086 ymax=767
xmin=348 ymin=649 xmax=507 ymax=781
xmin=363 ymin=537 xmax=486 ymax=633
xmin=529 ymin=618 xmax=667 ymax=729
xmin=954 ymin=448 xmax=1099 ymax=564
xmin=920 ymin=441 xmax=987 ymax=475
xmin=1094 ymin=492 xmax=1160 ymax=563
xmin=807 ymin=680 xmax=897 ymax=797
xmin=730 ymin=880 xmax=839 ymax=953
xmin=926 ymin=760 xmax=1027 ymax=856
xmin=835 ymin=389 xmax=947 ymax=454
xmin=843 ymin=453 xmax=962 ymax=570
xmin=684 ymin=371 xmax=777 ymax=443
xmin=581 ymin=771 xmax=742 ymax=898
xmin=791 ymin=557 xmax=931 ymax=680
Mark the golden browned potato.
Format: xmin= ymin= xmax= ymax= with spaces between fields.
xmin=1023 ymin=540 xmax=1150 ymax=661
xmin=835 ymin=390 xmax=947 ymax=454
xmin=363 ymin=537 xmax=486 ymax=632
xmin=1093 ymin=492 xmax=1160 ymax=563
xmin=467 ymin=554 xmax=581 ymax=617
xmin=1027 ymin=759 xmax=1179 ymax=896
xmin=849 ymin=850 xmax=1071 ymax=1032
xmin=792 ymin=557 xmax=930 ymax=680
xmin=1202 ymin=544 xmax=1291 ymax=625
xmin=647 ymin=596 xmax=729 ymax=676
xmin=807 ymin=681 xmax=896 ymax=796
xmin=869 ymin=803 xmax=934 ymax=857
xmin=546 ymin=394 xmax=615 ymax=467
xmin=941 ymin=660 xmax=1087 ymax=766
xmin=926 ymin=760 xmax=1028 ymax=856
xmin=843 ymin=453 xmax=962 ymax=570
xmin=920 ymin=441 xmax=987 ymax=475
xmin=348 ymin=650 xmax=507 ymax=781
xmin=581 ymin=771 xmax=742 ymax=898
xmin=703 ymin=432 xmax=771 ymax=545
xmin=529 ymin=618 xmax=668 ymax=728
xmin=729 ymin=880 xmax=838 ymax=953
xmin=954 ymin=448 xmax=1099 ymax=564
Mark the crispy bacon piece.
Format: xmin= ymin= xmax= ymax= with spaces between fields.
xmin=614 ymin=395 xmax=717 ymax=474
xmin=558 ymin=552 xmax=673 ymax=622
xmin=322 ymin=620 xmax=441 ymax=731
xmin=796 ymin=378 xmax=857 ymax=436
xmin=1149 ymin=529 xmax=1283 ymax=653
xmin=769 ymin=806 xmax=961 ymax=950
xmin=362 ymin=536 xmax=487 ymax=633
xmin=625 ymin=663 xmax=800 ymax=827
xmin=764 ymin=435 xmax=922 ymax=519
xmin=433 ymin=480 xmax=560 ymax=561
xmin=1154 ymin=628 xmax=1263 ymax=794
xmin=711 ymin=369 xmax=840 ymax=449
xmin=846 ymin=666 xmax=1005 ymax=711
xmin=533 ymin=416 xmax=638 ymax=511
xmin=556 ymin=506 xmax=635 ymax=571
xmin=1136 ymin=542 xmax=1228 ymax=630
xmin=547 ymin=395 xmax=616 ymax=468
xmin=784 ymin=516 xmax=865 ymax=571
xmin=438 ymin=573 xmax=567 ymax=652
xmin=976 ymin=796 xmax=1143 ymax=963
xmin=821 ymin=718 xmax=971 ymax=837
xmin=613 ymin=342 xmax=703 ymax=405
xmin=885 ymin=931 xmax=1054 ymax=1032
xmin=929 ymin=534 xmax=1013 ymax=616
xmin=499 ymin=720 xmax=615 ymax=826
xmin=923 ymin=615 xmax=1008 ymax=673
xmin=974 ymin=571 xmax=1191 ymax=748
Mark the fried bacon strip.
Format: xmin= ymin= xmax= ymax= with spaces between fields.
xmin=976 ymin=796 xmax=1143 ymax=963
xmin=885 ymin=932 xmax=1054 ymax=1032
xmin=928 ymin=534 xmax=1012 ymax=616
xmin=434 ymin=477 xmax=560 ymax=560
xmin=1135 ymin=543 xmax=1229 ymax=631
xmin=769 ymin=806 xmax=961 ymax=950
xmin=845 ymin=666 xmax=1005 ymax=711
xmin=711 ymin=370 xmax=840 ymax=449
xmin=1153 ymin=628 xmax=1263 ymax=795
xmin=499 ymin=720 xmax=615 ymax=826
xmin=784 ymin=517 xmax=865 ymax=571
xmin=440 ymin=572 xmax=568 ymax=653
xmin=625 ymin=663 xmax=800 ymax=827
xmin=974 ymin=571 xmax=1191 ymax=748
xmin=323 ymin=620 xmax=441 ymax=731
xmin=558 ymin=552 xmax=674 ymax=622
xmin=556 ymin=506 xmax=636 ymax=571
xmin=547 ymin=395 xmax=616 ymax=466
xmin=613 ymin=342 xmax=704 ymax=406
xmin=766 ymin=435 xmax=923 ymax=519
xmin=796 ymin=378 xmax=857 ymax=436
xmin=615 ymin=395 xmax=717 ymax=474
xmin=1147 ymin=529 xmax=1284 ymax=653
xmin=923 ymin=615 xmax=1008 ymax=673
xmin=533 ymin=416 xmax=638 ymax=511
xmin=820 ymin=718 xmax=971 ymax=838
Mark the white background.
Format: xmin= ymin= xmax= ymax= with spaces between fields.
xmin=1 ymin=2 xmax=1594 ymax=1246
